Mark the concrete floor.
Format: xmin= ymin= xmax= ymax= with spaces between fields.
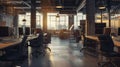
xmin=1 ymin=36 xmax=98 ymax=67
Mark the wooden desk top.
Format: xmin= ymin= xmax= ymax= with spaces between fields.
xmin=86 ymin=36 xmax=120 ymax=47
xmin=0 ymin=41 xmax=21 ymax=49
xmin=0 ymin=35 xmax=37 ymax=49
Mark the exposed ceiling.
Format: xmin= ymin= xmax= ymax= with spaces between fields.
xmin=0 ymin=0 xmax=83 ymax=14
xmin=54 ymin=0 xmax=82 ymax=14
xmin=0 ymin=0 xmax=120 ymax=14
xmin=0 ymin=0 xmax=41 ymax=14
xmin=55 ymin=0 xmax=81 ymax=9
xmin=95 ymin=0 xmax=120 ymax=14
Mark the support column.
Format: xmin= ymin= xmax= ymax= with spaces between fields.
xmin=86 ymin=0 xmax=95 ymax=35
xmin=68 ymin=15 xmax=74 ymax=30
xmin=42 ymin=11 xmax=47 ymax=32
xmin=13 ymin=14 xmax=19 ymax=38
xmin=107 ymin=0 xmax=111 ymax=27
xmin=31 ymin=0 xmax=36 ymax=34
xmin=41 ymin=0 xmax=49 ymax=32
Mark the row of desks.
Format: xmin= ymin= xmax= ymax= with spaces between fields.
xmin=0 ymin=35 xmax=37 ymax=49
xmin=86 ymin=36 xmax=120 ymax=47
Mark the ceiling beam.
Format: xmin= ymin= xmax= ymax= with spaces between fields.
xmin=6 ymin=1 xmax=30 ymax=7
xmin=77 ymin=0 xmax=86 ymax=12
xmin=23 ymin=1 xmax=31 ymax=7
xmin=14 ymin=7 xmax=41 ymax=9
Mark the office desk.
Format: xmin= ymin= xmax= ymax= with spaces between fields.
xmin=0 ymin=42 xmax=20 ymax=49
xmin=86 ymin=36 xmax=120 ymax=52
xmin=0 ymin=36 xmax=37 ymax=49
xmin=0 ymin=36 xmax=37 ymax=57
xmin=86 ymin=36 xmax=120 ymax=47
xmin=0 ymin=38 xmax=21 ymax=49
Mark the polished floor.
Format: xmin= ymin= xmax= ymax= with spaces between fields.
xmin=1 ymin=36 xmax=98 ymax=67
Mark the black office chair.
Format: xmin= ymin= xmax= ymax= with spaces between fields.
xmin=0 ymin=35 xmax=28 ymax=67
xmin=30 ymin=32 xmax=46 ymax=57
xmin=43 ymin=33 xmax=51 ymax=52
xmin=18 ymin=35 xmax=28 ymax=57
xmin=98 ymin=35 xmax=120 ymax=67
xmin=80 ymin=37 xmax=97 ymax=54
xmin=80 ymin=36 xmax=88 ymax=52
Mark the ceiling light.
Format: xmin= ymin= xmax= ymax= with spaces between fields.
xmin=99 ymin=6 xmax=106 ymax=10
xmin=22 ymin=19 xmax=26 ymax=22
xmin=98 ymin=0 xmax=106 ymax=10
xmin=56 ymin=14 xmax=60 ymax=18
xmin=56 ymin=6 xmax=63 ymax=8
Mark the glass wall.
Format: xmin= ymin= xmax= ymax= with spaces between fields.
xmin=47 ymin=13 xmax=68 ymax=30
xmin=74 ymin=13 xmax=86 ymax=29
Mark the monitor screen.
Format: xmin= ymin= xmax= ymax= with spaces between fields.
xmin=118 ymin=28 xmax=120 ymax=35
xmin=0 ymin=26 xmax=9 ymax=37
xmin=95 ymin=23 xmax=106 ymax=34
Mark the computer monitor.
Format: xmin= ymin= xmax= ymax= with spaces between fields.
xmin=95 ymin=23 xmax=106 ymax=34
xmin=118 ymin=28 xmax=120 ymax=35
xmin=0 ymin=26 xmax=9 ymax=37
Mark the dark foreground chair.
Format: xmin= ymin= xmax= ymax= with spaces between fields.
xmin=0 ymin=35 xmax=28 ymax=67
xmin=80 ymin=36 xmax=98 ymax=56
xmin=98 ymin=35 xmax=120 ymax=67
xmin=30 ymin=32 xmax=51 ymax=57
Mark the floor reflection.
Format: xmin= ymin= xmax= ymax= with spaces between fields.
xmin=0 ymin=36 xmax=98 ymax=67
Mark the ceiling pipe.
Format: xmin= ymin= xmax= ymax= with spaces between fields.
xmin=26 ymin=1 xmax=41 ymax=3
xmin=77 ymin=0 xmax=86 ymax=12
xmin=6 ymin=1 xmax=23 ymax=4
xmin=6 ymin=1 xmax=30 ymax=7
xmin=6 ymin=1 xmax=41 ymax=10
xmin=22 ymin=1 xmax=31 ymax=7
xmin=14 ymin=7 xmax=41 ymax=9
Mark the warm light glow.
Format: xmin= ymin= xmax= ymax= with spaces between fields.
xmin=47 ymin=13 xmax=69 ymax=30
xmin=99 ymin=6 xmax=106 ymax=10
xmin=74 ymin=13 xmax=86 ymax=29
xmin=56 ymin=6 xmax=63 ymax=8
xmin=18 ymin=12 xmax=43 ymax=28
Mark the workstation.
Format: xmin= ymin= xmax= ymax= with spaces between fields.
xmin=0 ymin=0 xmax=120 ymax=67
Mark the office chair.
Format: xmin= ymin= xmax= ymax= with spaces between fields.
xmin=30 ymin=32 xmax=46 ymax=57
xmin=98 ymin=35 xmax=120 ymax=67
xmin=30 ymin=40 xmax=45 ymax=57
xmin=0 ymin=35 xmax=28 ymax=67
xmin=80 ymin=37 xmax=97 ymax=54
xmin=80 ymin=36 xmax=88 ymax=52
xmin=43 ymin=33 xmax=51 ymax=52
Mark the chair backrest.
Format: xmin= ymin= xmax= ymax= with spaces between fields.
xmin=98 ymin=35 xmax=114 ymax=52
xmin=30 ymin=32 xmax=44 ymax=47
xmin=19 ymin=35 xmax=28 ymax=52
xmin=21 ymin=35 xmax=28 ymax=45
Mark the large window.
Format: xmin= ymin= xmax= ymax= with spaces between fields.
xmin=18 ymin=14 xmax=30 ymax=27
xmin=47 ymin=13 xmax=68 ymax=30
xmin=74 ymin=13 xmax=86 ymax=29
xmin=18 ymin=12 xmax=43 ymax=28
